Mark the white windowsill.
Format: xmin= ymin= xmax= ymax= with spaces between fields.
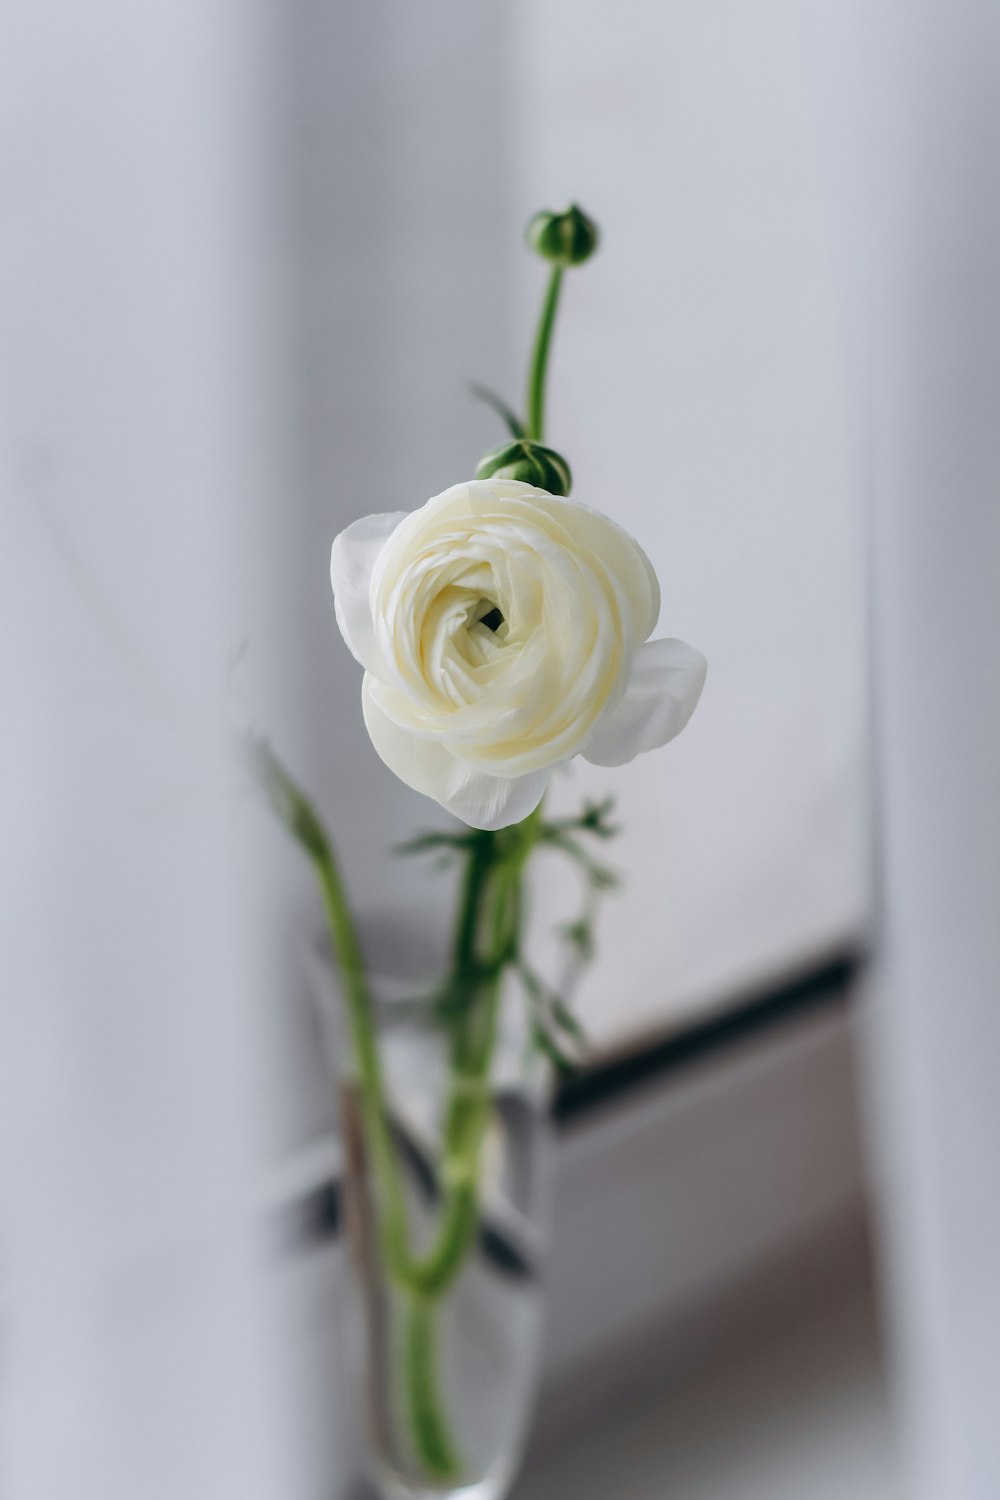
xmin=514 ymin=1282 xmax=893 ymax=1500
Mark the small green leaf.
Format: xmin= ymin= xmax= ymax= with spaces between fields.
xmin=540 ymin=829 xmax=620 ymax=890
xmin=467 ymin=382 xmax=526 ymax=439
xmin=395 ymin=831 xmax=477 ymax=857
xmin=558 ymin=918 xmax=595 ymax=962
xmin=246 ymin=737 xmax=330 ymax=864
xmin=517 ymin=962 xmax=544 ymax=1004
xmin=551 ymin=998 xmax=588 ymax=1049
xmin=543 ymin=797 xmax=619 ymax=841
xmin=531 ymin=1020 xmax=577 ymax=1077
xmin=579 ymin=797 xmax=619 ymax=839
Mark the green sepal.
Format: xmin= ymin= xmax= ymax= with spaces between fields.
xmin=476 ymin=438 xmax=572 ymax=496
xmin=526 ymin=204 xmax=599 ymax=267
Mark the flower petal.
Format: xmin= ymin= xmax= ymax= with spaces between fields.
xmin=460 ymin=481 xmax=661 ymax=641
xmin=330 ymin=511 xmax=408 ymax=676
xmin=536 ymin=492 xmax=661 ymax=641
xmin=582 ymin=638 xmax=707 ymax=767
xmin=363 ymin=677 xmax=549 ymax=830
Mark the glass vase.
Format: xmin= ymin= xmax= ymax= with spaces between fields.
xmin=312 ymin=950 xmax=552 ymax=1500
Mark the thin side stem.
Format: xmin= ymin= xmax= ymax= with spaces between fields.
xmin=314 ymin=852 xmax=413 ymax=1283
xmin=249 ymin=743 xmax=416 ymax=1282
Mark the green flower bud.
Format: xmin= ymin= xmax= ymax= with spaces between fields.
xmin=526 ymin=204 xmax=599 ymax=267
xmin=476 ymin=439 xmax=572 ymax=496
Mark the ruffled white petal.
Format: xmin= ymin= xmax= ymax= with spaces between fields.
xmin=330 ymin=510 xmax=407 ymax=676
xmin=362 ymin=677 xmax=549 ymax=830
xmin=411 ymin=480 xmax=661 ymax=642
xmin=582 ymin=638 xmax=707 ymax=768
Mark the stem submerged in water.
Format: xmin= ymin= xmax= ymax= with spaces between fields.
xmin=403 ymin=1294 xmax=463 ymax=1482
xmin=394 ymin=821 xmax=539 ymax=1475
xmin=312 ymin=812 xmax=538 ymax=1478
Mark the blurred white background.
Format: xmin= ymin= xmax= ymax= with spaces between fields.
xmin=4 ymin=1 xmax=999 ymax=1498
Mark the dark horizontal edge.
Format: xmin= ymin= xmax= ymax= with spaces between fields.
xmin=283 ymin=947 xmax=864 ymax=1249
xmin=553 ymin=947 xmax=864 ymax=1126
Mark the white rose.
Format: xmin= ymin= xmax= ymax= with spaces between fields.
xmin=330 ymin=478 xmax=706 ymax=830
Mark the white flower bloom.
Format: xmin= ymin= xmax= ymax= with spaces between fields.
xmin=330 ymin=478 xmax=706 ymax=830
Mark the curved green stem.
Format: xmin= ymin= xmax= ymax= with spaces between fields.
xmin=314 ymin=847 xmax=414 ymax=1283
xmin=256 ymin=741 xmax=548 ymax=1482
xmin=526 ymin=265 xmax=563 ymax=442
xmin=255 ymin=728 xmax=547 ymax=1484
xmin=249 ymin=744 xmax=414 ymax=1280
xmin=313 ymin=824 xmax=476 ymax=1476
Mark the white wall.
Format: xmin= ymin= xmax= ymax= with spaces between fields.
xmin=510 ymin=0 xmax=868 ymax=1044
xmin=861 ymin=3 xmax=1000 ymax=1495
xmin=2 ymin=2 xmax=302 ymax=1495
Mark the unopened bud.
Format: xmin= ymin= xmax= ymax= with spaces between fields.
xmin=526 ymin=204 xmax=599 ymax=267
xmin=476 ymin=439 xmax=572 ymax=496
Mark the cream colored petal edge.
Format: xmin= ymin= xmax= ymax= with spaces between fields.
xmin=362 ymin=676 xmax=549 ymax=830
xmin=582 ymin=638 xmax=707 ymax=768
xmin=330 ymin=510 xmax=408 ymax=676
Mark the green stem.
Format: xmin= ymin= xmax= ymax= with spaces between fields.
xmin=314 ymin=835 xmax=472 ymax=1475
xmin=395 ymin=842 xmax=521 ymax=1480
xmin=410 ymin=814 xmax=541 ymax=1295
xmin=403 ymin=1294 xmax=463 ymax=1481
xmin=250 ymin=745 xmax=416 ymax=1285
xmin=526 ymin=265 xmax=563 ymax=442
xmin=253 ymin=756 xmax=546 ymax=1482
xmin=405 ymin=852 xmax=519 ymax=1297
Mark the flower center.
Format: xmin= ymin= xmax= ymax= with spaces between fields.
xmin=463 ymin=594 xmax=508 ymax=647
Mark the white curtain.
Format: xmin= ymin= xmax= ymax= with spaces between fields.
xmin=1 ymin=2 xmax=301 ymax=1496
xmin=862 ymin=3 xmax=1000 ymax=1495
